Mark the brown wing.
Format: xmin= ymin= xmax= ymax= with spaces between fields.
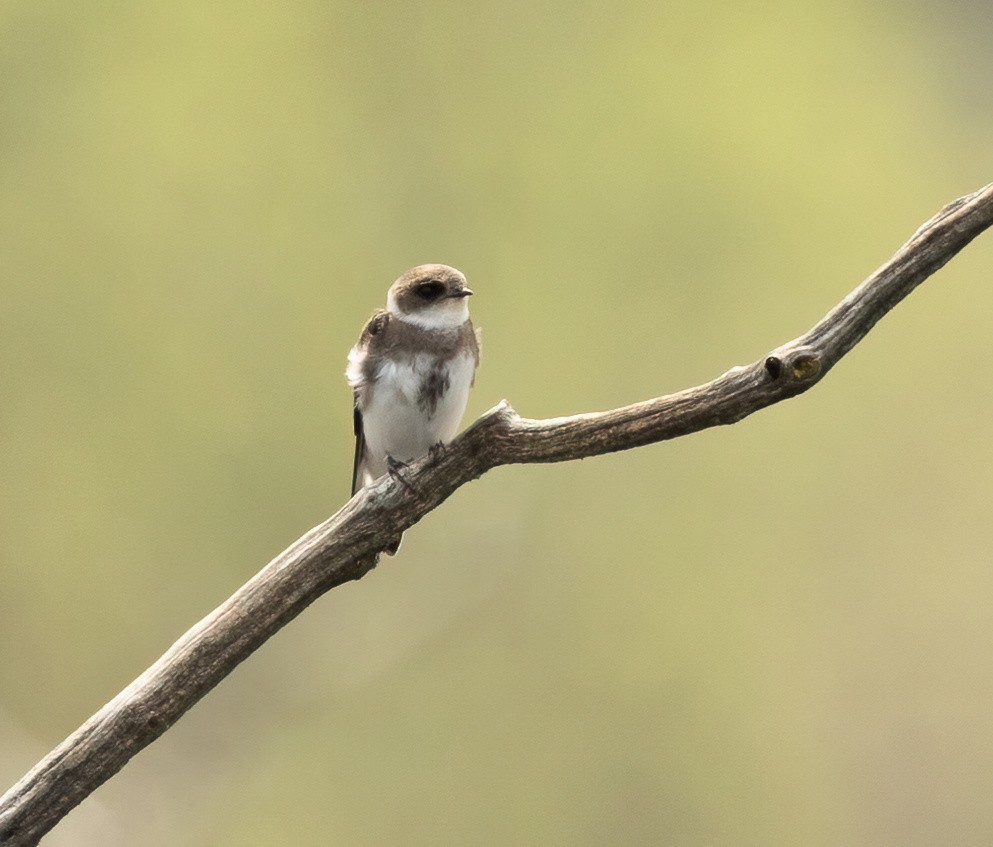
xmin=348 ymin=310 xmax=389 ymax=497
xmin=359 ymin=311 xmax=389 ymax=349
xmin=351 ymin=401 xmax=365 ymax=496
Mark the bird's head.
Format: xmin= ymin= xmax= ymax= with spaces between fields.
xmin=387 ymin=264 xmax=473 ymax=329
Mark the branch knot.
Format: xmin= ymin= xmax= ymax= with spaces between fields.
xmin=764 ymin=347 xmax=822 ymax=385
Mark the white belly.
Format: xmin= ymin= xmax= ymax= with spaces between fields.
xmin=359 ymin=352 xmax=475 ymax=482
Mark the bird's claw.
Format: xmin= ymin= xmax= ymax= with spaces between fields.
xmin=386 ymin=455 xmax=415 ymax=492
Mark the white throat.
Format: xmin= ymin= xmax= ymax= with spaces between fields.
xmin=387 ymin=293 xmax=469 ymax=330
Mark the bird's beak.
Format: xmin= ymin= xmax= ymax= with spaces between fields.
xmin=449 ymin=288 xmax=473 ymax=298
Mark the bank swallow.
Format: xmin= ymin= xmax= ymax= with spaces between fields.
xmin=346 ymin=264 xmax=480 ymax=554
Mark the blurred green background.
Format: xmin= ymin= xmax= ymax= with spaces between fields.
xmin=2 ymin=1 xmax=992 ymax=844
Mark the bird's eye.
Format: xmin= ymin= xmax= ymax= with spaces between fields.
xmin=416 ymin=280 xmax=445 ymax=299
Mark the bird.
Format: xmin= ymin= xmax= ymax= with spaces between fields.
xmin=346 ymin=264 xmax=480 ymax=554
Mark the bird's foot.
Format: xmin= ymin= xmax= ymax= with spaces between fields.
xmin=427 ymin=441 xmax=446 ymax=462
xmin=386 ymin=455 xmax=415 ymax=492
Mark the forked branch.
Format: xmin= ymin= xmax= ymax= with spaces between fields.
xmin=2 ymin=184 xmax=992 ymax=846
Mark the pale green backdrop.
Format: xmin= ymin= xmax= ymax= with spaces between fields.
xmin=2 ymin=2 xmax=992 ymax=845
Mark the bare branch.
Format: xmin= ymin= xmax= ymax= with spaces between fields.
xmin=2 ymin=184 xmax=992 ymax=846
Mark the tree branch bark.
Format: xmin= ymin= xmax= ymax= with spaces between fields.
xmin=2 ymin=184 xmax=992 ymax=845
